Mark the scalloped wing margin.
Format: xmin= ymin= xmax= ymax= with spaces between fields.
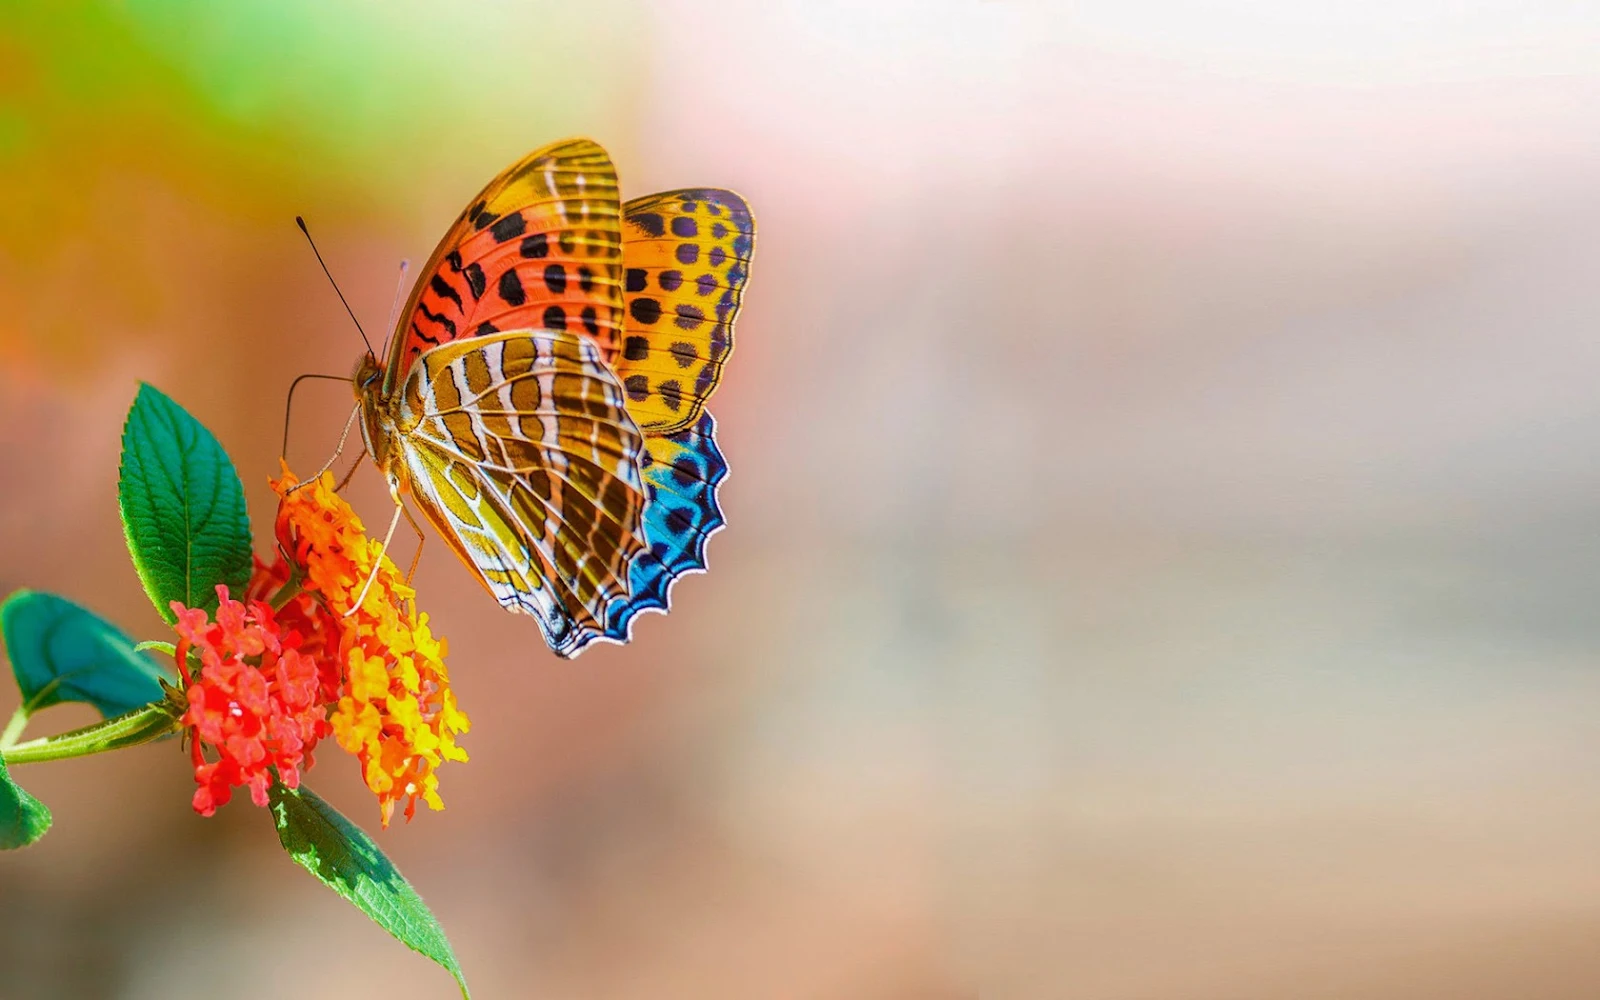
xmin=601 ymin=410 xmax=728 ymax=643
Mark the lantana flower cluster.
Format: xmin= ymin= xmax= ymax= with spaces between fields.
xmin=176 ymin=467 xmax=470 ymax=826
xmin=172 ymin=591 xmax=331 ymax=815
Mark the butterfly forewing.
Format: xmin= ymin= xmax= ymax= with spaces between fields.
xmin=385 ymin=138 xmax=626 ymax=394
xmin=394 ymin=331 xmax=650 ymax=656
xmin=613 ymin=189 xmax=754 ymax=433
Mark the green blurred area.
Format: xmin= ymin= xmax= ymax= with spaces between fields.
xmin=2 ymin=0 xmax=644 ymax=179
xmin=0 ymin=0 xmax=646 ymax=362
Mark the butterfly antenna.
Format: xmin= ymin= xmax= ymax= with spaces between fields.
xmin=296 ymin=216 xmax=376 ymax=357
xmin=376 ymin=258 xmax=411 ymax=363
xmin=282 ymin=372 xmax=355 ymax=459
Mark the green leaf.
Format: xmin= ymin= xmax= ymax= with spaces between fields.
xmin=0 ymin=756 xmax=51 ymax=849
xmin=1 ymin=590 xmax=174 ymax=719
xmin=118 ymin=382 xmax=253 ymax=624
xmin=270 ymin=784 xmax=469 ymax=998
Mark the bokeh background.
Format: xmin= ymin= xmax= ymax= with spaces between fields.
xmin=4 ymin=1 xmax=1600 ymax=997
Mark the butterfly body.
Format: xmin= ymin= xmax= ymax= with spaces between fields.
xmin=352 ymin=352 xmax=395 ymax=471
xmin=348 ymin=138 xmax=753 ymax=657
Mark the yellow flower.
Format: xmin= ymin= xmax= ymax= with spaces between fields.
xmin=265 ymin=466 xmax=470 ymax=827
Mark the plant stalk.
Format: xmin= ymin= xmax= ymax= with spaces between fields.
xmin=0 ymin=700 xmax=182 ymax=766
xmin=0 ymin=705 xmax=28 ymax=752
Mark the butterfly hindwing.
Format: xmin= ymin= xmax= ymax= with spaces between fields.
xmin=603 ymin=411 xmax=728 ymax=642
xmin=385 ymin=138 xmax=627 ymax=394
xmin=614 ymin=189 xmax=754 ymax=433
xmin=395 ymin=330 xmax=650 ymax=657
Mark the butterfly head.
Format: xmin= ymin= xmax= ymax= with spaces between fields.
xmin=353 ymin=352 xmax=383 ymax=395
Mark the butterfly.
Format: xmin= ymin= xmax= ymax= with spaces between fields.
xmin=351 ymin=138 xmax=754 ymax=657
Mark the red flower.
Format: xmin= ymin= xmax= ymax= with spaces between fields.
xmin=173 ymin=586 xmax=331 ymax=816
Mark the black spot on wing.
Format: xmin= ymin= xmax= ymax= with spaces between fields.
xmin=631 ymin=212 xmax=665 ymax=237
xmin=499 ymin=269 xmax=526 ymax=306
xmin=624 ymin=336 xmax=650 ymax=361
xmin=491 ymin=212 xmax=526 ymax=242
xmin=629 ymin=297 xmax=661 ymax=325
xmin=429 ymin=274 xmax=464 ymax=311
xmin=543 ymin=263 xmax=566 ymax=294
xmin=674 ymin=304 xmax=705 ymax=330
xmin=417 ymin=304 xmax=456 ymax=338
xmin=694 ymin=362 xmax=716 ymax=395
xmin=664 ymin=506 xmax=693 ymax=536
xmin=520 ymin=233 xmax=549 ymax=258
xmin=463 ymin=263 xmax=486 ymax=299
xmin=669 ymin=341 xmax=698 ymax=367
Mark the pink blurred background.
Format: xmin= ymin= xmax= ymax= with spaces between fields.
xmin=5 ymin=2 xmax=1600 ymax=997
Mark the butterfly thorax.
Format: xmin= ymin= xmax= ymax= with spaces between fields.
xmin=353 ymin=352 xmax=400 ymax=474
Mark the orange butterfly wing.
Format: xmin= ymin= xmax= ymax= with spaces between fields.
xmin=383 ymin=138 xmax=626 ymax=394
xmin=612 ymin=189 xmax=754 ymax=433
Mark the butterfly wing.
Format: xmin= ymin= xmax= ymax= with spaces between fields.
xmin=603 ymin=411 xmax=729 ymax=643
xmin=384 ymin=138 xmax=627 ymax=395
xmin=392 ymin=330 xmax=650 ymax=657
xmin=613 ymin=189 xmax=754 ymax=433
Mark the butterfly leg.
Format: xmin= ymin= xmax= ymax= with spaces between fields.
xmin=402 ymin=503 xmax=426 ymax=584
xmin=334 ymin=446 xmax=369 ymax=492
xmin=343 ymin=487 xmax=405 ymax=617
xmin=288 ymin=402 xmax=361 ymax=496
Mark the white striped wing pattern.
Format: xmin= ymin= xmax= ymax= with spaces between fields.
xmin=391 ymin=330 xmax=650 ymax=656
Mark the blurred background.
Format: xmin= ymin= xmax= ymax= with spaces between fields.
xmin=3 ymin=1 xmax=1600 ymax=997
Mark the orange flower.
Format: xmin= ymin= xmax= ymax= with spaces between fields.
xmin=262 ymin=466 xmax=470 ymax=826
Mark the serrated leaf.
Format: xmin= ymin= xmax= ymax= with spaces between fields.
xmin=0 ymin=756 xmax=51 ymax=849
xmin=118 ymin=382 xmax=253 ymax=624
xmin=270 ymin=784 xmax=469 ymax=998
xmin=1 ymin=590 xmax=174 ymax=719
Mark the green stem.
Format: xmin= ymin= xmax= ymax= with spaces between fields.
xmin=0 ymin=700 xmax=182 ymax=766
xmin=0 ymin=676 xmax=71 ymax=753
xmin=270 ymin=564 xmax=306 ymax=613
xmin=0 ymin=705 xmax=28 ymax=752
